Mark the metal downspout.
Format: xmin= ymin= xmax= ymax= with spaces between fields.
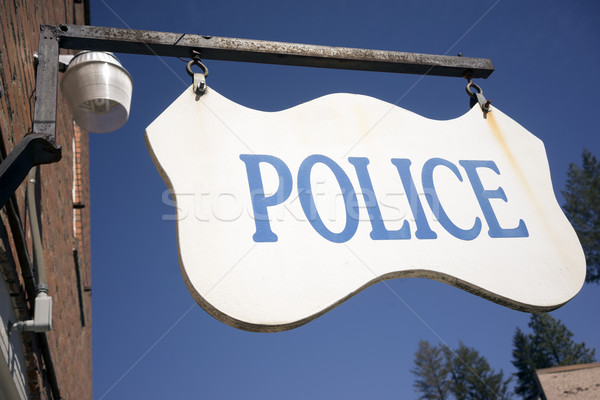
xmin=27 ymin=168 xmax=47 ymax=289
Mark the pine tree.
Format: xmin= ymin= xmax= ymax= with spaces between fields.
xmin=412 ymin=341 xmax=511 ymax=400
xmin=445 ymin=342 xmax=511 ymax=400
xmin=561 ymin=149 xmax=600 ymax=283
xmin=512 ymin=313 xmax=596 ymax=399
xmin=511 ymin=328 xmax=536 ymax=400
xmin=411 ymin=340 xmax=450 ymax=400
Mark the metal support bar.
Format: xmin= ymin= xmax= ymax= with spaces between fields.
xmin=33 ymin=26 xmax=60 ymax=143
xmin=0 ymin=134 xmax=61 ymax=209
xmin=56 ymin=24 xmax=494 ymax=78
xmin=0 ymin=27 xmax=61 ymax=209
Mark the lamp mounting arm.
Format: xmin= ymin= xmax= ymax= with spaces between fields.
xmin=0 ymin=26 xmax=61 ymax=209
xmin=33 ymin=25 xmax=61 ymax=145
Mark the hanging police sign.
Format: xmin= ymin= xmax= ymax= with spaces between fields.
xmin=145 ymin=86 xmax=585 ymax=332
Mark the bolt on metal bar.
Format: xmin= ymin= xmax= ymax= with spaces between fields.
xmin=55 ymin=24 xmax=494 ymax=78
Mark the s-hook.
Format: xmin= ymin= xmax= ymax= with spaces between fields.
xmin=465 ymin=75 xmax=491 ymax=115
xmin=186 ymin=50 xmax=209 ymax=95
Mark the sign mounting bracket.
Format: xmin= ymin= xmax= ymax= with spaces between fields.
xmin=0 ymin=23 xmax=494 ymax=209
xmin=56 ymin=24 xmax=494 ymax=78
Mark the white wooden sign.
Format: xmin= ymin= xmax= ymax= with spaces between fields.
xmin=146 ymin=86 xmax=585 ymax=332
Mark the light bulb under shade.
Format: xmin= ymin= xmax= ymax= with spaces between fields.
xmin=60 ymin=52 xmax=133 ymax=133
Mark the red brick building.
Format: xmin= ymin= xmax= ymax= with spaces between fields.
xmin=0 ymin=1 xmax=92 ymax=398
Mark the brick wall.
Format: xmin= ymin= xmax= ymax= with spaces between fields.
xmin=0 ymin=1 xmax=91 ymax=399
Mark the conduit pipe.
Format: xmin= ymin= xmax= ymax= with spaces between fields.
xmin=0 ymin=140 xmax=61 ymax=399
xmin=11 ymin=167 xmax=52 ymax=333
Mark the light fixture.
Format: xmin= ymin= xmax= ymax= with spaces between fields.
xmin=60 ymin=51 xmax=133 ymax=133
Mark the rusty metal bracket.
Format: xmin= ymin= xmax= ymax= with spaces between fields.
xmin=465 ymin=76 xmax=491 ymax=115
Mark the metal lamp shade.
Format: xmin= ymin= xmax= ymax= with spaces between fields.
xmin=60 ymin=52 xmax=132 ymax=133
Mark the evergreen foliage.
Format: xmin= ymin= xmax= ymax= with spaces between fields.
xmin=562 ymin=149 xmax=600 ymax=283
xmin=412 ymin=341 xmax=511 ymax=400
xmin=411 ymin=340 xmax=450 ymax=400
xmin=445 ymin=343 xmax=511 ymax=400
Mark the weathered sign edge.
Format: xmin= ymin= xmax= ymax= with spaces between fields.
xmin=144 ymin=123 xmax=581 ymax=333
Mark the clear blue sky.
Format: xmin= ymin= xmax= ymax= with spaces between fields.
xmin=89 ymin=1 xmax=600 ymax=398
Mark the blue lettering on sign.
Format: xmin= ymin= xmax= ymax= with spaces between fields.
xmin=421 ymin=158 xmax=482 ymax=240
xmin=298 ymin=155 xmax=359 ymax=243
xmin=348 ymin=157 xmax=411 ymax=240
xmin=391 ymin=158 xmax=438 ymax=240
xmin=240 ymin=155 xmax=529 ymax=243
xmin=239 ymin=154 xmax=292 ymax=242
xmin=459 ymin=160 xmax=528 ymax=238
